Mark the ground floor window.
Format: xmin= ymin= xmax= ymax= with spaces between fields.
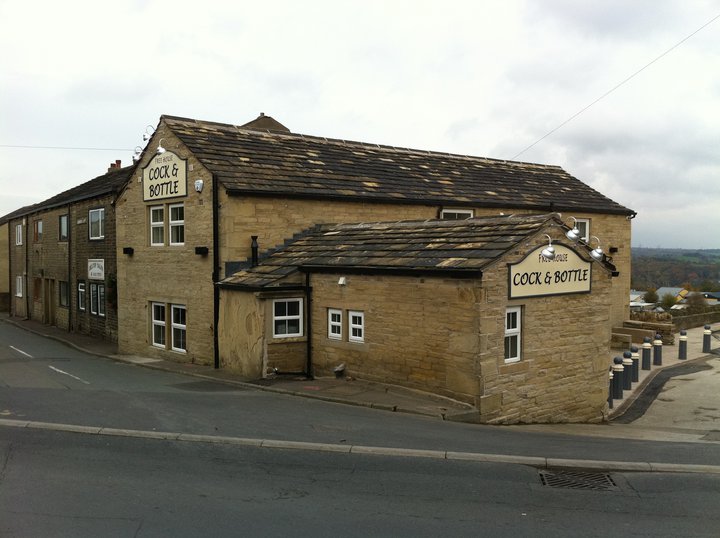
xmin=504 ymin=306 xmax=522 ymax=363
xmin=15 ymin=276 xmax=23 ymax=297
xmin=328 ymin=308 xmax=342 ymax=339
xmin=152 ymin=302 xmax=166 ymax=348
xmin=273 ymin=298 xmax=303 ymax=337
xmin=59 ymin=281 xmax=69 ymax=308
xmin=171 ymin=305 xmax=187 ymax=353
xmin=77 ymin=282 xmax=86 ymax=311
xmin=151 ymin=302 xmax=187 ymax=353
xmin=349 ymin=310 xmax=365 ymax=343
xmin=90 ymin=283 xmax=105 ymax=317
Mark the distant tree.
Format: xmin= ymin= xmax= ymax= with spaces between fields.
xmin=686 ymin=293 xmax=707 ymax=308
xmin=643 ymin=288 xmax=658 ymax=303
xmin=660 ymin=293 xmax=677 ymax=310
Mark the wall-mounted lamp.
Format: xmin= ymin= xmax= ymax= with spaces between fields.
xmin=565 ymin=217 xmax=581 ymax=242
xmin=589 ymin=236 xmax=604 ymax=262
xmin=132 ymin=146 xmax=143 ymax=163
xmin=195 ymin=246 xmax=209 ymax=256
xmin=122 ymin=247 xmax=134 ymax=256
xmin=338 ymin=276 xmax=347 ymax=286
xmin=142 ymin=125 xmax=155 ymax=141
xmin=194 ymin=179 xmax=204 ymax=193
xmin=156 ymin=139 xmax=166 ymax=155
xmin=540 ymin=234 xmax=556 ymax=260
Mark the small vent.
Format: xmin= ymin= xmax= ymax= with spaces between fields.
xmin=539 ymin=470 xmax=618 ymax=491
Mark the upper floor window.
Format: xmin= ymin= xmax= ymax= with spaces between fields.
xmin=576 ymin=219 xmax=590 ymax=242
xmin=15 ymin=224 xmax=22 ymax=245
xmin=441 ymin=208 xmax=474 ymax=220
xmin=150 ymin=206 xmax=165 ymax=246
xmin=59 ymin=214 xmax=69 ymax=241
xmin=89 ymin=208 xmax=105 ymax=240
xmin=33 ymin=220 xmax=43 ymax=242
xmin=169 ymin=204 xmax=185 ymax=245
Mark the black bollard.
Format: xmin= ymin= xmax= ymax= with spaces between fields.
xmin=653 ymin=333 xmax=663 ymax=366
xmin=622 ymin=351 xmax=633 ymax=390
xmin=703 ymin=325 xmax=712 ymax=354
xmin=608 ymin=368 xmax=614 ymax=409
xmin=678 ymin=330 xmax=687 ymax=360
xmin=641 ymin=336 xmax=652 ymax=370
xmin=631 ymin=345 xmax=639 ymax=382
xmin=612 ymin=357 xmax=624 ymax=400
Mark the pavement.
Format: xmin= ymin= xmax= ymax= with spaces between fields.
xmin=1 ymin=312 xmax=718 ymax=445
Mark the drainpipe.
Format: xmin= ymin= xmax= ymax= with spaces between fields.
xmin=212 ymin=173 xmax=221 ymax=369
xmin=67 ymin=204 xmax=72 ymax=332
xmin=24 ymin=218 xmax=30 ymax=320
xmin=251 ymin=236 xmax=259 ymax=267
xmin=305 ymin=271 xmax=313 ymax=379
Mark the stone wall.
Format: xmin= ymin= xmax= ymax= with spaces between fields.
xmin=0 ymin=222 xmax=8 ymax=312
xmin=8 ymin=217 xmax=28 ymax=318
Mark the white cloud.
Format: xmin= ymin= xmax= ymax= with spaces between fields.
xmin=1 ymin=0 xmax=718 ymax=248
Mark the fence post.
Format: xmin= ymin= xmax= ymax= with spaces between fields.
xmin=653 ymin=333 xmax=663 ymax=366
xmin=631 ymin=345 xmax=639 ymax=382
xmin=678 ymin=330 xmax=687 ymax=360
xmin=642 ymin=336 xmax=652 ymax=370
xmin=703 ymin=325 xmax=712 ymax=353
xmin=622 ymin=351 xmax=633 ymax=390
xmin=612 ymin=357 xmax=624 ymax=400
xmin=608 ymin=368 xmax=614 ymax=409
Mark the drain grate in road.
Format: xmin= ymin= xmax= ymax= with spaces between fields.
xmin=539 ymin=469 xmax=618 ymax=491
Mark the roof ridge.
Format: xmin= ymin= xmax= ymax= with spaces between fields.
xmin=161 ymin=114 xmax=561 ymax=169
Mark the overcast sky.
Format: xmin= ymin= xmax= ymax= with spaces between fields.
xmin=1 ymin=0 xmax=718 ymax=248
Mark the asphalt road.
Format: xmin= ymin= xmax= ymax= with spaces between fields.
xmin=2 ymin=427 xmax=719 ymax=538
xmin=1 ymin=321 xmax=719 ymax=466
xmin=2 ymin=321 xmax=720 ymax=537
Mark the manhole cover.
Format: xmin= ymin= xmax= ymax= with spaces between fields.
xmin=539 ymin=470 xmax=618 ymax=491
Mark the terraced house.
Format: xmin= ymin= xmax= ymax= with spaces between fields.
xmin=117 ymin=113 xmax=635 ymax=423
xmin=7 ymin=162 xmax=133 ymax=341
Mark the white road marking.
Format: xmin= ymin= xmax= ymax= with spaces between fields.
xmin=48 ymin=365 xmax=90 ymax=385
xmin=9 ymin=346 xmax=33 ymax=358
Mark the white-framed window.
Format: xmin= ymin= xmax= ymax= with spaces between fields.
xmin=77 ymin=282 xmax=86 ymax=311
xmin=504 ymin=306 xmax=522 ymax=363
xmin=171 ymin=304 xmax=187 ymax=353
xmin=169 ymin=203 xmax=185 ymax=245
xmin=441 ymin=208 xmax=474 ymax=220
xmin=152 ymin=302 xmax=166 ymax=348
xmin=576 ymin=218 xmax=590 ymax=242
xmin=89 ymin=208 xmax=105 ymax=240
xmin=150 ymin=206 xmax=165 ymax=246
xmin=59 ymin=214 xmax=69 ymax=241
xmin=328 ymin=308 xmax=342 ymax=340
xmin=15 ymin=276 xmax=23 ymax=297
xmin=349 ymin=310 xmax=365 ymax=343
xmin=273 ymin=298 xmax=303 ymax=338
xmin=59 ymin=281 xmax=69 ymax=308
xmin=15 ymin=223 xmax=23 ymax=245
xmin=90 ymin=283 xmax=105 ymax=317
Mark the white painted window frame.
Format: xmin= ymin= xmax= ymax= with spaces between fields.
xmin=171 ymin=304 xmax=187 ymax=353
xmin=169 ymin=203 xmax=185 ymax=246
xmin=78 ymin=282 xmax=86 ymax=311
xmin=504 ymin=306 xmax=522 ymax=363
xmin=576 ymin=218 xmax=590 ymax=242
xmin=151 ymin=302 xmax=166 ymax=348
xmin=440 ymin=208 xmax=474 ymax=220
xmin=328 ymin=308 xmax=342 ymax=340
xmin=15 ymin=275 xmax=23 ymax=297
xmin=15 ymin=223 xmax=22 ymax=245
xmin=272 ymin=298 xmax=303 ymax=338
xmin=150 ymin=206 xmax=165 ymax=246
xmin=349 ymin=310 xmax=365 ymax=343
xmin=89 ymin=208 xmax=105 ymax=240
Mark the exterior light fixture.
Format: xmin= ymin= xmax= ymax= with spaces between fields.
xmin=540 ymin=234 xmax=555 ymax=260
xmin=132 ymin=146 xmax=143 ymax=163
xmin=338 ymin=276 xmax=347 ymax=286
xmin=142 ymin=125 xmax=155 ymax=141
xmin=590 ymin=235 xmax=604 ymax=262
xmin=565 ymin=216 xmax=581 ymax=242
xmin=156 ymin=139 xmax=166 ymax=155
